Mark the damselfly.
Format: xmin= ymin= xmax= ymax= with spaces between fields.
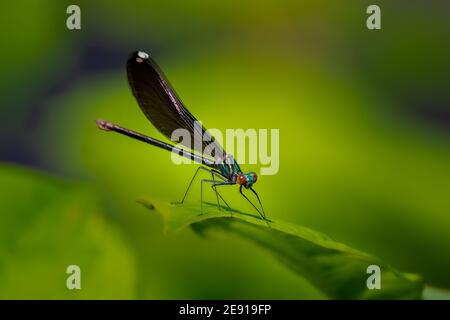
xmin=96 ymin=51 xmax=266 ymax=221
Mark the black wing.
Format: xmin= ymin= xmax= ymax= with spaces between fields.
xmin=126 ymin=51 xmax=226 ymax=161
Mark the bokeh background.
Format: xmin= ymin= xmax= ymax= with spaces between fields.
xmin=0 ymin=0 xmax=449 ymax=299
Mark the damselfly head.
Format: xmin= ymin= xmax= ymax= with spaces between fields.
xmin=248 ymin=172 xmax=258 ymax=183
xmin=246 ymin=172 xmax=258 ymax=187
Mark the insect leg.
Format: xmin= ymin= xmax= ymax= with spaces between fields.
xmin=249 ymin=187 xmax=266 ymax=219
xmin=211 ymin=180 xmax=235 ymax=210
xmin=200 ymin=179 xmax=234 ymax=214
xmin=210 ymin=171 xmax=221 ymax=210
xmin=174 ymin=166 xmax=202 ymax=204
xmin=175 ymin=166 xmax=224 ymax=204
xmin=239 ymin=186 xmax=270 ymax=226
xmin=210 ymin=171 xmax=232 ymax=210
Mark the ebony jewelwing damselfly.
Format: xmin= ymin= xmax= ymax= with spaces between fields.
xmin=96 ymin=51 xmax=267 ymax=221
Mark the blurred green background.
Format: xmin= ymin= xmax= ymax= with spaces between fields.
xmin=0 ymin=0 xmax=449 ymax=299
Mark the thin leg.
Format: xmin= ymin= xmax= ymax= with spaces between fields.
xmin=249 ymin=187 xmax=266 ymax=219
xmin=175 ymin=166 xmax=226 ymax=204
xmin=239 ymin=186 xmax=270 ymax=226
xmin=211 ymin=180 xmax=235 ymax=210
xmin=211 ymin=171 xmax=221 ymax=210
xmin=210 ymin=171 xmax=231 ymax=210
xmin=201 ymin=179 xmax=217 ymax=213
xmin=175 ymin=166 xmax=202 ymax=204
xmin=201 ymin=179 xmax=234 ymax=214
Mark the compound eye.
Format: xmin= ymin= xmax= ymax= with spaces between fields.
xmin=237 ymin=174 xmax=247 ymax=185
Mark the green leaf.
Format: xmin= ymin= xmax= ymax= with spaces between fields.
xmin=422 ymin=286 xmax=450 ymax=300
xmin=141 ymin=199 xmax=424 ymax=299
xmin=0 ymin=164 xmax=135 ymax=299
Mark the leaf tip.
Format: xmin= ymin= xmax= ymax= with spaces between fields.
xmin=136 ymin=197 xmax=155 ymax=210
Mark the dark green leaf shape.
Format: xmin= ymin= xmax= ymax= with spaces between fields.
xmin=141 ymin=199 xmax=424 ymax=299
xmin=0 ymin=164 xmax=135 ymax=299
xmin=422 ymin=286 xmax=450 ymax=300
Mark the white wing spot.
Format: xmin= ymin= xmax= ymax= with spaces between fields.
xmin=137 ymin=51 xmax=149 ymax=59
